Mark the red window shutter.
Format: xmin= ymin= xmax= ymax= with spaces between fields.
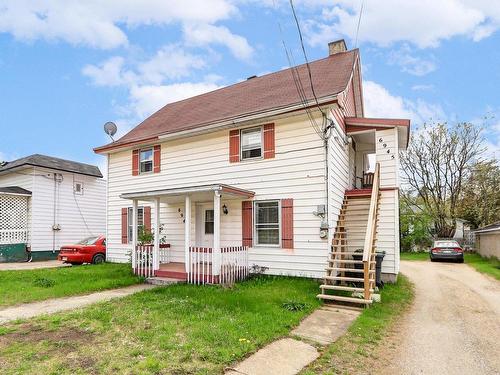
xmin=281 ymin=199 xmax=294 ymax=249
xmin=121 ymin=208 xmax=128 ymax=244
xmin=242 ymin=201 xmax=253 ymax=247
xmin=132 ymin=149 xmax=139 ymax=176
xmin=229 ymin=129 xmax=240 ymax=163
xmin=144 ymin=206 xmax=152 ymax=232
xmin=153 ymin=145 xmax=161 ymax=173
xmin=263 ymin=123 xmax=275 ymax=159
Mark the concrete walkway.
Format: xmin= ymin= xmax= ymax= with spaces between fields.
xmin=0 ymin=260 xmax=70 ymax=271
xmin=226 ymin=305 xmax=360 ymax=375
xmin=0 ymin=284 xmax=154 ymax=324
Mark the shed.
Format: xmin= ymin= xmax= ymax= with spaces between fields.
xmin=474 ymin=222 xmax=500 ymax=259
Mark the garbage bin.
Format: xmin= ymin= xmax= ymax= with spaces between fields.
xmin=352 ymin=249 xmax=364 ymax=270
xmin=375 ymin=251 xmax=386 ymax=288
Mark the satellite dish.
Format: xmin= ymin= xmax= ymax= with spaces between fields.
xmin=104 ymin=121 xmax=117 ymax=141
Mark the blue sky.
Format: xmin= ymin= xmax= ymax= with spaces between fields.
xmin=0 ymin=0 xmax=499 ymax=174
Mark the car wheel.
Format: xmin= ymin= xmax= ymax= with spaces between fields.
xmin=92 ymin=254 xmax=105 ymax=264
xmin=458 ymin=258 xmax=464 ymax=263
xmin=430 ymin=258 xmax=435 ymax=262
xmin=70 ymin=262 xmax=83 ymax=266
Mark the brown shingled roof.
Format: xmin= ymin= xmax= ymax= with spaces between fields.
xmin=95 ymin=49 xmax=358 ymax=152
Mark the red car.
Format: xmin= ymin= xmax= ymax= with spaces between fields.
xmin=58 ymin=235 xmax=106 ymax=265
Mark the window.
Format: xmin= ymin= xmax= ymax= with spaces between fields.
xmin=241 ymin=127 xmax=262 ymax=160
xmin=205 ymin=209 xmax=214 ymax=234
xmin=140 ymin=148 xmax=153 ymax=173
xmin=127 ymin=207 xmax=144 ymax=243
xmin=74 ymin=181 xmax=83 ymax=195
xmin=255 ymin=201 xmax=280 ymax=245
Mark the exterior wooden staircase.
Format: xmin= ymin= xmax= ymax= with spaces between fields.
xmin=317 ymin=163 xmax=381 ymax=306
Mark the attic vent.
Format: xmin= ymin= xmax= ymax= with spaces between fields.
xmin=247 ymin=75 xmax=257 ymax=80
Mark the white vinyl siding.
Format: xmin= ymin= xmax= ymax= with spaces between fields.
xmin=0 ymin=166 xmax=106 ymax=252
xmin=106 ymin=111 xmax=334 ymax=277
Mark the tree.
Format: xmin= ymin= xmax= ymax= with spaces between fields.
xmin=399 ymin=194 xmax=433 ymax=251
xmin=400 ymin=121 xmax=484 ymax=238
xmin=456 ymin=160 xmax=500 ymax=228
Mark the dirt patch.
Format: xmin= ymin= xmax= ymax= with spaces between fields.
xmin=0 ymin=323 xmax=98 ymax=372
xmin=0 ymin=323 xmax=93 ymax=348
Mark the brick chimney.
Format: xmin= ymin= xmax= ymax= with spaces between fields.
xmin=328 ymin=39 xmax=347 ymax=55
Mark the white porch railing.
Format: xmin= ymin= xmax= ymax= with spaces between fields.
xmin=134 ymin=245 xmax=154 ymax=278
xmin=188 ymin=246 xmax=249 ymax=285
xmin=220 ymin=246 xmax=249 ymax=285
xmin=188 ymin=247 xmax=214 ymax=285
xmin=159 ymin=244 xmax=171 ymax=265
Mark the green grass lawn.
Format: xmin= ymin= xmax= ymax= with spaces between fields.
xmin=0 ymin=263 xmax=142 ymax=307
xmin=400 ymin=252 xmax=500 ymax=280
xmin=302 ymin=274 xmax=415 ymax=374
xmin=0 ymin=276 xmax=320 ymax=374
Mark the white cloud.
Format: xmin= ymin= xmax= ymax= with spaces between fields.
xmin=183 ymin=23 xmax=254 ymax=60
xmin=129 ymin=82 xmax=221 ymax=119
xmin=82 ymin=56 xmax=130 ymax=87
xmin=83 ymin=44 xmax=207 ymax=87
xmin=412 ymin=84 xmax=434 ymax=92
xmin=0 ymin=0 xmax=238 ymax=49
xmin=388 ymin=45 xmax=437 ymax=76
xmin=305 ymin=0 xmax=500 ymax=49
xmin=363 ymin=80 xmax=444 ymax=125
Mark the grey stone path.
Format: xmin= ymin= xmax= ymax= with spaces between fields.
xmin=0 ymin=284 xmax=154 ymax=324
xmin=226 ymin=305 xmax=360 ymax=375
xmin=0 ymin=260 xmax=70 ymax=271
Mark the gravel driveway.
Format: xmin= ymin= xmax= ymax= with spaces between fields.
xmin=379 ymin=260 xmax=500 ymax=375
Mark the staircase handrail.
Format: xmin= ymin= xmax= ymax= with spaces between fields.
xmin=362 ymin=163 xmax=380 ymax=300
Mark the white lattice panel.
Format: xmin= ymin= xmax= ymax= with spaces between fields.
xmin=0 ymin=194 xmax=30 ymax=244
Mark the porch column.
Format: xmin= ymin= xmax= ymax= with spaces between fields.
xmin=154 ymin=197 xmax=160 ymax=270
xmin=184 ymin=195 xmax=191 ymax=272
xmin=131 ymin=199 xmax=138 ymax=269
xmin=213 ymin=190 xmax=221 ymax=276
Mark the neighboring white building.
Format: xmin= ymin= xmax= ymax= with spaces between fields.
xmin=95 ymin=40 xmax=410 ymax=304
xmin=0 ymin=154 xmax=106 ymax=261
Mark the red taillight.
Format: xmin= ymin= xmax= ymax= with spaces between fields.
xmin=431 ymin=248 xmax=439 ymax=253
xmin=454 ymin=247 xmax=463 ymax=253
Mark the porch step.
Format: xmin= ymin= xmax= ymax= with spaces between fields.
xmin=155 ymin=270 xmax=188 ymax=280
xmin=146 ymin=277 xmax=185 ymax=286
xmin=317 ymin=294 xmax=373 ymax=305
xmin=320 ymin=284 xmax=374 ymax=293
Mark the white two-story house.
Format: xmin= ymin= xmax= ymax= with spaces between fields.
xmin=95 ymin=40 xmax=410 ymax=305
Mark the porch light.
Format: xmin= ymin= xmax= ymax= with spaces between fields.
xmin=222 ymin=204 xmax=229 ymax=215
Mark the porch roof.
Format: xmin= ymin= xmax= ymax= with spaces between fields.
xmin=0 ymin=186 xmax=32 ymax=196
xmin=120 ymin=183 xmax=255 ymax=201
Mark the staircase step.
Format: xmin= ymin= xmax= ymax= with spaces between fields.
xmin=327 ymin=259 xmax=369 ymax=264
xmin=324 ymin=275 xmax=365 ymax=282
xmin=320 ymin=284 xmax=374 ymax=293
xmin=329 ymin=251 xmax=375 ymax=256
xmin=317 ymin=294 xmax=373 ymax=304
xmin=326 ymin=267 xmax=375 ymax=273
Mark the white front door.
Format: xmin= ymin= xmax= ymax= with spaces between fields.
xmin=195 ymin=203 xmax=214 ymax=247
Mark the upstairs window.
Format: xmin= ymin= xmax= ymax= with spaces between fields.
xmin=254 ymin=201 xmax=280 ymax=246
xmin=241 ymin=127 xmax=262 ymax=160
xmin=74 ymin=181 xmax=83 ymax=195
xmin=140 ymin=148 xmax=153 ymax=173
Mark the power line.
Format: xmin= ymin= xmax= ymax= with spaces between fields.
xmin=354 ymin=0 xmax=365 ymax=48
xmin=289 ymin=0 xmax=324 ymax=116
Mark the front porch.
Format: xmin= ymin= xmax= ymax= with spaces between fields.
xmin=122 ymin=184 xmax=252 ymax=285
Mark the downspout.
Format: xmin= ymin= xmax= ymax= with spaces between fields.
xmin=52 ymin=173 xmax=57 ymax=252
